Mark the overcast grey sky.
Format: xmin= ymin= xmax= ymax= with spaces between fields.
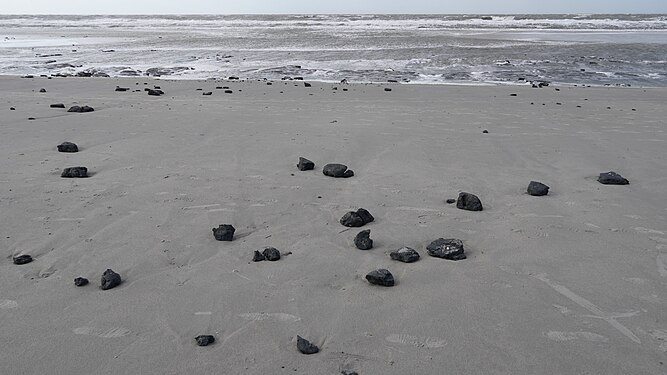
xmin=1 ymin=0 xmax=665 ymax=15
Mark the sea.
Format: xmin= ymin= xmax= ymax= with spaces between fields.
xmin=1 ymin=14 xmax=666 ymax=86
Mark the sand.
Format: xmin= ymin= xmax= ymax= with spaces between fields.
xmin=1 ymin=76 xmax=666 ymax=374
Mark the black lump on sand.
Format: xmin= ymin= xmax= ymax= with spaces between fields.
xmin=195 ymin=335 xmax=215 ymax=346
xmin=147 ymin=89 xmax=164 ymax=96
xmin=100 ymin=269 xmax=121 ymax=290
xmin=50 ymin=103 xmax=65 ymax=108
xmin=253 ymin=247 xmax=281 ymax=262
xmin=456 ymin=192 xmax=483 ymax=211
xmin=340 ymin=208 xmax=374 ymax=227
xmin=57 ymin=142 xmax=78 ymax=153
xmin=297 ymin=335 xmax=320 ymax=354
xmin=598 ymin=171 xmax=629 ymax=185
xmin=323 ymin=163 xmax=354 ymax=178
xmin=212 ymin=224 xmax=235 ymax=241
xmin=365 ymin=269 xmax=395 ymax=287
xmin=426 ymin=238 xmax=466 ymax=261
xmin=354 ymin=229 xmax=373 ymax=250
xmin=61 ymin=167 xmax=88 ymax=178
xmin=527 ymin=181 xmax=550 ymax=196
xmin=297 ymin=157 xmax=315 ymax=171
xmin=13 ymin=254 xmax=33 ymax=265
xmin=74 ymin=277 xmax=89 ymax=286
xmin=390 ymin=247 xmax=420 ymax=263
xmin=67 ymin=105 xmax=94 ymax=113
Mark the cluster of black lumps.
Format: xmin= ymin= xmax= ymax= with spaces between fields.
xmin=253 ymin=247 xmax=281 ymax=262
xmin=67 ymin=105 xmax=94 ymax=113
xmin=61 ymin=167 xmax=88 ymax=178
xmin=323 ymin=163 xmax=354 ymax=178
xmin=340 ymin=208 xmax=374 ymax=227
xmin=212 ymin=224 xmax=235 ymax=241
xmin=426 ymin=238 xmax=466 ymax=261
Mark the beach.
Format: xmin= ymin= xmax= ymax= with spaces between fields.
xmin=1 ymin=76 xmax=667 ymax=374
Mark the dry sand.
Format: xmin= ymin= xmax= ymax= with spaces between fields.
xmin=1 ymin=76 xmax=666 ymax=374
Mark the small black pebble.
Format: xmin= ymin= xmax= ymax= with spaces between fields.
xmin=446 ymin=199 xmax=456 ymax=204
xmin=195 ymin=335 xmax=215 ymax=346
xmin=13 ymin=255 xmax=33 ymax=265
xmin=384 ymin=88 xmax=392 ymax=92
xmin=10 ymin=107 xmax=15 ymax=110
xmin=74 ymin=277 xmax=89 ymax=287
xmin=50 ymin=103 xmax=66 ymax=108
xmin=482 ymin=130 xmax=488 ymax=133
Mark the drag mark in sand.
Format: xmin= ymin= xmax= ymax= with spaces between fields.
xmin=73 ymin=326 xmax=131 ymax=338
xmin=385 ymin=334 xmax=446 ymax=348
xmin=544 ymin=331 xmax=609 ymax=343
xmin=534 ymin=273 xmax=641 ymax=344
xmin=181 ymin=203 xmax=221 ymax=210
xmin=239 ymin=312 xmax=301 ymax=323
xmin=0 ymin=299 xmax=18 ymax=309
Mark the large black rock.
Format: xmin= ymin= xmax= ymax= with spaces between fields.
xmin=426 ymin=238 xmax=466 ymax=260
xmin=297 ymin=157 xmax=315 ymax=171
xmin=323 ymin=164 xmax=354 ymax=178
xmin=456 ymin=192 xmax=483 ymax=211
xmin=354 ymin=229 xmax=373 ymax=250
xmin=390 ymin=247 xmax=420 ymax=263
xmin=340 ymin=208 xmax=374 ymax=227
xmin=195 ymin=335 xmax=215 ymax=346
xmin=74 ymin=277 xmax=89 ymax=286
xmin=61 ymin=167 xmax=88 ymax=178
xmin=67 ymin=105 xmax=94 ymax=113
xmin=297 ymin=335 xmax=319 ymax=354
xmin=13 ymin=255 xmax=33 ymax=265
xmin=100 ymin=269 xmax=122 ymax=290
xmin=598 ymin=171 xmax=629 ymax=185
xmin=527 ymin=181 xmax=550 ymax=196
xmin=57 ymin=142 xmax=79 ymax=153
xmin=212 ymin=224 xmax=235 ymax=241
xmin=262 ymin=247 xmax=281 ymax=261
xmin=366 ymin=269 xmax=395 ymax=287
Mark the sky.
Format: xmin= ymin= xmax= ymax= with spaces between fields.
xmin=0 ymin=0 xmax=665 ymax=15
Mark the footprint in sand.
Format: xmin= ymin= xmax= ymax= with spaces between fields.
xmin=73 ymin=326 xmax=131 ymax=338
xmin=239 ymin=312 xmax=301 ymax=323
xmin=385 ymin=334 xmax=446 ymax=348
xmin=544 ymin=331 xmax=609 ymax=343
xmin=0 ymin=299 xmax=18 ymax=309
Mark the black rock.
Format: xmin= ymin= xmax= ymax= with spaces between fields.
xmin=10 ymin=107 xmax=15 ymax=110
xmin=262 ymin=247 xmax=281 ymax=261
xmin=390 ymin=247 xmax=420 ymax=263
xmin=456 ymin=192 xmax=483 ymax=211
xmin=297 ymin=157 xmax=315 ymax=171
xmin=212 ymin=224 xmax=235 ymax=241
xmin=365 ymin=269 xmax=395 ymax=287
xmin=340 ymin=208 xmax=374 ymax=227
xmin=354 ymin=229 xmax=373 ymax=250
xmin=598 ymin=171 xmax=629 ymax=185
xmin=341 ymin=371 xmax=359 ymax=375
xmin=57 ymin=142 xmax=78 ymax=153
xmin=297 ymin=335 xmax=319 ymax=354
xmin=39 ymin=88 xmax=47 ymax=93
xmin=304 ymin=82 xmax=312 ymax=87
xmin=195 ymin=335 xmax=215 ymax=346
xmin=384 ymin=88 xmax=392 ymax=92
xmin=100 ymin=269 xmax=121 ymax=290
xmin=252 ymin=250 xmax=265 ymax=262
xmin=426 ymin=238 xmax=466 ymax=260
xmin=323 ymin=163 xmax=354 ymax=178
xmin=509 ymin=93 xmax=517 ymax=97
xmin=482 ymin=130 xmax=488 ymax=133
xmin=12 ymin=255 xmax=33 ymax=265
xmin=50 ymin=103 xmax=65 ymax=108
xmin=67 ymin=105 xmax=94 ymax=113
xmin=446 ymin=199 xmax=456 ymax=204
xmin=115 ymin=86 xmax=129 ymax=92
xmin=74 ymin=277 xmax=89 ymax=286
xmin=61 ymin=167 xmax=88 ymax=178
xmin=147 ymin=89 xmax=164 ymax=96
xmin=202 ymin=92 xmax=212 ymax=96
xmin=224 ymin=90 xmax=233 ymax=94
xmin=527 ymin=181 xmax=550 ymax=196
